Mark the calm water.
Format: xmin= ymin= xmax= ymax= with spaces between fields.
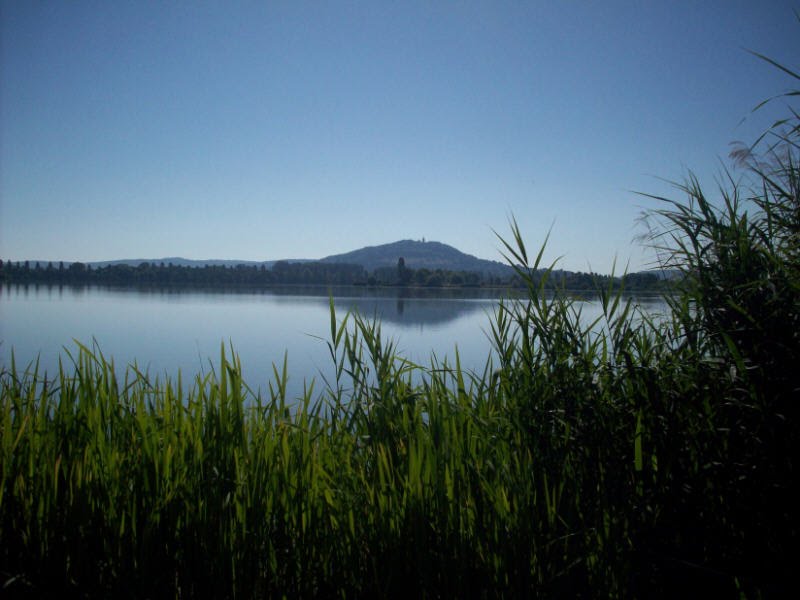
xmin=0 ymin=284 xmax=667 ymax=399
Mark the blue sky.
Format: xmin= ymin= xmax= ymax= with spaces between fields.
xmin=2 ymin=1 xmax=799 ymax=273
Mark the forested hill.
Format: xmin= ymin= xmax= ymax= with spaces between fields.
xmin=321 ymin=239 xmax=513 ymax=276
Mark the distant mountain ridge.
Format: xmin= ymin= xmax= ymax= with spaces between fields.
xmin=321 ymin=239 xmax=513 ymax=275
xmin=18 ymin=241 xmax=664 ymax=279
xmin=67 ymin=240 xmax=513 ymax=275
xmin=8 ymin=242 xmax=676 ymax=292
xmin=85 ymin=257 xmax=313 ymax=269
xmin=89 ymin=257 xmax=266 ymax=268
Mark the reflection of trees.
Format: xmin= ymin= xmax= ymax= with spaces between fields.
xmin=267 ymin=287 xmax=505 ymax=327
xmin=330 ymin=296 xmax=491 ymax=328
xmin=1 ymin=281 xmax=667 ymax=329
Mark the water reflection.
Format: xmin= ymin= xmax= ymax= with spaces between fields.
xmin=1 ymin=283 xmax=667 ymax=329
xmin=1 ymin=283 xmax=669 ymax=400
xmin=2 ymin=283 xmax=504 ymax=328
xmin=264 ymin=285 xmax=505 ymax=327
xmin=2 ymin=283 xmax=508 ymax=397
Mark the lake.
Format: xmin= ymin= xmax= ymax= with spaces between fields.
xmin=0 ymin=284 xmax=668 ymax=399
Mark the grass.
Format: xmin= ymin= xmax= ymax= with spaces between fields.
xmin=2 ymin=47 xmax=799 ymax=599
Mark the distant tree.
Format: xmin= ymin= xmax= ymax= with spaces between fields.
xmin=464 ymin=272 xmax=481 ymax=286
xmin=425 ymin=271 xmax=444 ymax=287
xmin=67 ymin=262 xmax=87 ymax=283
xmin=397 ymin=257 xmax=411 ymax=285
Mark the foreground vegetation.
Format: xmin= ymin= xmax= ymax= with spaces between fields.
xmin=2 ymin=56 xmax=798 ymax=599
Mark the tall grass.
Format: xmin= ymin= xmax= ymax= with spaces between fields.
xmin=2 ymin=52 xmax=798 ymax=599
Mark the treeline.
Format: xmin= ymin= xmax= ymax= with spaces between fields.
xmin=0 ymin=260 xmax=367 ymax=287
xmin=0 ymin=258 xmax=669 ymax=292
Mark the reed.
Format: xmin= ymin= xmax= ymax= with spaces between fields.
xmin=2 ymin=50 xmax=798 ymax=599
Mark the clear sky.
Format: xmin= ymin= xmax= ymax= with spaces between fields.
xmin=2 ymin=1 xmax=799 ymax=273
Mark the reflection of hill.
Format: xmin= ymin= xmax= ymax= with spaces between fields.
xmin=335 ymin=296 xmax=492 ymax=328
xmin=263 ymin=285 xmax=510 ymax=301
xmin=19 ymin=284 xmax=665 ymax=329
xmin=268 ymin=287 xmax=498 ymax=328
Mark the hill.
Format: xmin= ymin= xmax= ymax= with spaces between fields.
xmin=320 ymin=239 xmax=513 ymax=276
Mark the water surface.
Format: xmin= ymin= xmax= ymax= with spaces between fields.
xmin=1 ymin=284 xmax=667 ymax=399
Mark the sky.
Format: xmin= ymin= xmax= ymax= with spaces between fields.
xmin=2 ymin=1 xmax=799 ymax=274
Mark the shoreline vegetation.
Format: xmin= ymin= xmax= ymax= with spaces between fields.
xmin=0 ymin=256 xmax=670 ymax=293
xmin=2 ymin=53 xmax=798 ymax=597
